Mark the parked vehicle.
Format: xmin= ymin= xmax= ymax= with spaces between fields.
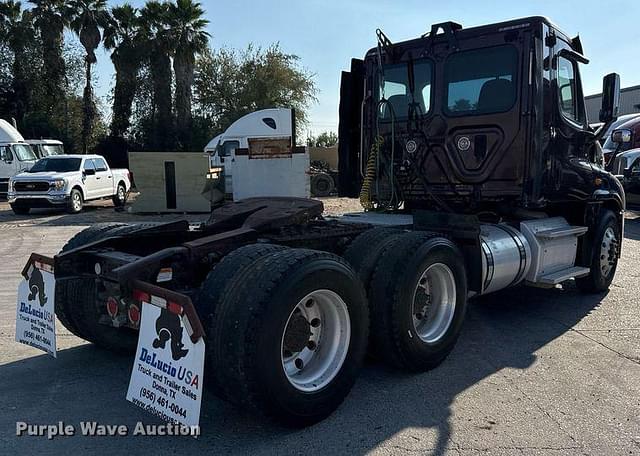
xmin=0 ymin=119 xmax=37 ymax=197
xmin=603 ymin=114 xmax=640 ymax=167
xmin=25 ymin=17 xmax=623 ymax=427
xmin=205 ymin=108 xmax=309 ymax=200
xmin=8 ymin=154 xmax=131 ymax=214
xmin=26 ymin=139 xmax=65 ymax=158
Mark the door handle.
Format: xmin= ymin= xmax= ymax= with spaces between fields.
xmin=107 ymin=175 xmax=112 ymax=178
xmin=96 ymin=176 xmax=101 ymax=179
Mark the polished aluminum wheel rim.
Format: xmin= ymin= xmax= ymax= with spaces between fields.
xmin=118 ymin=186 xmax=125 ymax=202
xmin=600 ymin=227 xmax=617 ymax=277
xmin=412 ymin=263 xmax=456 ymax=344
xmin=281 ymin=289 xmax=350 ymax=393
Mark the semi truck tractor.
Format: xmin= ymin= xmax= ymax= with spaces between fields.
xmin=22 ymin=17 xmax=624 ymax=427
xmin=0 ymin=119 xmax=37 ymax=197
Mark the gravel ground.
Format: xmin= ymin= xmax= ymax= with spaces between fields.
xmin=0 ymin=197 xmax=638 ymax=455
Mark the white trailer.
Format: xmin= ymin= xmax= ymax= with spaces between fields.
xmin=205 ymin=108 xmax=310 ymax=200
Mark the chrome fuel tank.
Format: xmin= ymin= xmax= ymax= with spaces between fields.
xmin=479 ymin=224 xmax=531 ymax=295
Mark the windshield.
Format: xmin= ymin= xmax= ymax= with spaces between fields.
xmin=12 ymin=144 xmax=37 ymax=161
xmin=40 ymin=144 xmax=64 ymax=157
xmin=378 ymin=60 xmax=433 ymax=120
xmin=29 ymin=157 xmax=81 ymax=173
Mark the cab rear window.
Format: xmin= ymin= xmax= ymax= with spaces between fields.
xmin=444 ymin=45 xmax=518 ymax=116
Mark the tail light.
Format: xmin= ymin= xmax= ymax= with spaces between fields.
xmin=128 ymin=304 xmax=140 ymax=325
xmin=106 ymin=297 xmax=119 ymax=318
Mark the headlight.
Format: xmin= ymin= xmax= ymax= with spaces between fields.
xmin=52 ymin=179 xmax=66 ymax=190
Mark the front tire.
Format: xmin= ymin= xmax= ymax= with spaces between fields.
xmin=209 ymin=248 xmax=368 ymax=426
xmin=576 ymin=209 xmax=620 ymax=293
xmin=67 ymin=188 xmax=83 ymax=213
xmin=369 ymin=232 xmax=468 ymax=372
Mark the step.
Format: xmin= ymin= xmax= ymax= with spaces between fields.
xmin=535 ymin=226 xmax=588 ymax=239
xmin=538 ymin=266 xmax=590 ymax=285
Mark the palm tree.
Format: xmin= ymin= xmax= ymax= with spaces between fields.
xmin=103 ymin=3 xmax=142 ymax=138
xmin=69 ymin=0 xmax=109 ymax=152
xmin=28 ymin=0 xmax=70 ymax=113
xmin=0 ymin=1 xmax=35 ymax=122
xmin=139 ymin=0 xmax=174 ymax=149
xmin=167 ymin=0 xmax=209 ymax=148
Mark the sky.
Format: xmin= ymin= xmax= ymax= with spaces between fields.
xmin=92 ymin=0 xmax=640 ymax=138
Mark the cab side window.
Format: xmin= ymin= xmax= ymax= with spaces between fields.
xmin=221 ymin=141 xmax=239 ymax=157
xmin=557 ymin=56 xmax=582 ymax=123
xmin=0 ymin=146 xmax=13 ymax=162
xmin=83 ymin=159 xmax=96 ymax=172
xmin=94 ymin=158 xmax=108 ymax=172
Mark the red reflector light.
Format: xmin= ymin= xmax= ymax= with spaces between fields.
xmin=128 ymin=304 xmax=140 ymax=324
xmin=133 ymin=289 xmax=150 ymax=303
xmin=167 ymin=301 xmax=183 ymax=315
xmin=106 ymin=297 xmax=119 ymax=318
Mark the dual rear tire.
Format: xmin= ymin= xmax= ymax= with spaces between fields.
xmin=198 ymin=246 xmax=368 ymax=426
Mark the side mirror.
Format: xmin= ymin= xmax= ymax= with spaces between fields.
xmin=84 ymin=168 xmax=96 ymax=176
xmin=611 ymin=129 xmax=632 ymax=143
xmin=599 ymin=73 xmax=620 ymax=123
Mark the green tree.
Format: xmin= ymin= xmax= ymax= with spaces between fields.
xmin=0 ymin=1 xmax=39 ymax=123
xmin=313 ymin=131 xmax=338 ymax=147
xmin=28 ymin=0 xmax=71 ymax=114
xmin=167 ymin=0 xmax=209 ymax=149
xmin=103 ymin=3 xmax=142 ymax=138
xmin=69 ymin=0 xmax=110 ymax=153
xmin=193 ymin=44 xmax=317 ymax=139
xmin=139 ymin=0 xmax=174 ymax=150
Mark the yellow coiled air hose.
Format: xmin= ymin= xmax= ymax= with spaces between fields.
xmin=359 ymin=135 xmax=383 ymax=211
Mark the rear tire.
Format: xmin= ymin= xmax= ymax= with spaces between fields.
xmin=55 ymin=223 xmax=140 ymax=353
xmin=208 ymin=248 xmax=368 ymax=426
xmin=10 ymin=203 xmax=30 ymax=215
xmin=112 ymin=183 xmax=127 ymax=207
xmin=56 ymin=223 xmax=128 ymax=340
xmin=369 ymin=232 xmax=467 ymax=372
xmin=197 ymin=243 xmax=286 ymax=397
xmin=576 ymin=209 xmax=620 ymax=293
xmin=67 ymin=188 xmax=83 ymax=213
xmin=343 ymin=227 xmax=405 ymax=292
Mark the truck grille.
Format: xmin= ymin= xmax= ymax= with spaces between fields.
xmin=14 ymin=181 xmax=51 ymax=192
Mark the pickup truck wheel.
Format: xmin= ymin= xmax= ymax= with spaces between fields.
xmin=112 ymin=183 xmax=127 ymax=207
xmin=56 ymin=223 xmax=128 ymax=340
xmin=67 ymin=188 xmax=83 ymax=213
xmin=10 ymin=203 xmax=30 ymax=215
xmin=197 ymin=243 xmax=286 ymax=398
xmin=576 ymin=209 xmax=620 ymax=293
xmin=369 ymin=232 xmax=467 ymax=372
xmin=209 ymin=248 xmax=368 ymax=426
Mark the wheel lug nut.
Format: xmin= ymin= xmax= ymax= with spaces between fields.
xmin=307 ymin=340 xmax=317 ymax=350
xmin=310 ymin=318 xmax=320 ymax=327
xmin=295 ymin=358 xmax=304 ymax=369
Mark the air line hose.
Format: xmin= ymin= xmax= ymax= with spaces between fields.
xmin=359 ymin=135 xmax=383 ymax=211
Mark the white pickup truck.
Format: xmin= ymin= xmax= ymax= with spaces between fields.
xmin=7 ymin=154 xmax=131 ymax=214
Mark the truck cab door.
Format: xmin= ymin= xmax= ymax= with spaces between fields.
xmin=93 ymin=157 xmax=113 ymax=197
xmin=0 ymin=146 xmax=14 ymax=195
xmin=82 ymin=159 xmax=99 ymax=199
xmin=547 ymin=37 xmax=594 ymax=202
